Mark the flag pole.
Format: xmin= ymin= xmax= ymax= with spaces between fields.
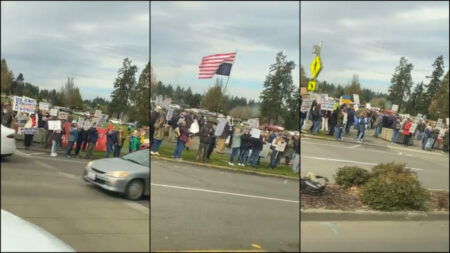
xmin=217 ymin=50 xmax=237 ymax=115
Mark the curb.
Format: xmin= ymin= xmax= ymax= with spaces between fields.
xmin=300 ymin=209 xmax=449 ymax=221
xmin=302 ymin=133 xmax=411 ymax=150
xmin=151 ymin=156 xmax=299 ymax=181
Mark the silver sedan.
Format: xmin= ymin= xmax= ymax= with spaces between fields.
xmin=83 ymin=149 xmax=149 ymax=200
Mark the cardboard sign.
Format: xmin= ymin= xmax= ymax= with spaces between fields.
xmin=39 ymin=102 xmax=50 ymax=111
xmin=214 ymin=118 xmax=227 ymax=137
xmin=166 ymin=108 xmax=174 ymax=121
xmin=189 ymin=119 xmax=199 ymax=134
xmin=392 ymin=104 xmax=398 ymax=112
xmin=250 ymin=128 xmax=261 ymax=138
xmin=275 ymin=141 xmax=287 ymax=152
xmin=58 ymin=112 xmax=68 ymax=120
xmin=353 ymin=94 xmax=360 ymax=105
xmin=321 ymin=100 xmax=335 ymax=111
xmin=49 ymin=108 xmax=58 ymax=117
xmin=260 ymin=143 xmax=272 ymax=157
xmin=18 ymin=127 xmax=39 ymax=135
xmin=12 ymin=96 xmax=36 ymax=113
xmin=48 ymin=120 xmax=62 ymax=131
xmin=300 ymin=98 xmax=314 ymax=112
xmin=94 ymin=110 xmax=102 ymax=118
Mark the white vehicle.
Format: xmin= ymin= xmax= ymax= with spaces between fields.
xmin=1 ymin=124 xmax=16 ymax=157
xmin=1 ymin=209 xmax=76 ymax=252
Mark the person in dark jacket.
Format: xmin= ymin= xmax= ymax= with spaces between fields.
xmin=50 ymin=120 xmax=64 ymax=157
xmin=328 ymin=109 xmax=337 ymax=136
xmin=345 ymin=107 xmax=355 ymax=135
xmin=85 ymin=123 xmax=99 ymax=159
xmin=311 ymin=104 xmax=322 ymax=134
xmin=105 ymin=128 xmax=116 ymax=158
xmin=238 ymin=129 xmax=252 ymax=166
xmin=196 ymin=121 xmax=213 ymax=162
xmin=65 ymin=121 xmax=78 ymax=158
xmin=249 ymin=133 xmax=264 ymax=168
xmin=74 ymin=127 xmax=87 ymax=157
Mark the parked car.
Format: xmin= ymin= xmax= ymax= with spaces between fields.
xmin=1 ymin=209 xmax=76 ymax=252
xmin=1 ymin=124 xmax=16 ymax=157
xmin=83 ymin=149 xmax=149 ymax=200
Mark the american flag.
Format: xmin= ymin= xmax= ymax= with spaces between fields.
xmin=198 ymin=52 xmax=236 ymax=79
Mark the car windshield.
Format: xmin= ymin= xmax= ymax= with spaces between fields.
xmin=122 ymin=149 xmax=149 ymax=167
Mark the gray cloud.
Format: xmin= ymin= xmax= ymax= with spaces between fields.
xmin=1 ymin=1 xmax=149 ymax=100
xmin=151 ymin=1 xmax=299 ymax=101
xmin=301 ymin=1 xmax=449 ymax=93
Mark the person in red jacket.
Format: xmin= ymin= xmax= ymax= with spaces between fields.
xmin=402 ymin=118 xmax=413 ymax=146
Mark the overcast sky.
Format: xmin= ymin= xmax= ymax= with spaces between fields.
xmin=301 ymin=1 xmax=449 ymax=94
xmin=1 ymin=1 xmax=149 ymax=100
xmin=151 ymin=1 xmax=299 ymax=101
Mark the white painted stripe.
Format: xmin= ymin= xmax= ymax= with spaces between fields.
xmin=302 ymin=141 xmax=394 ymax=155
xmin=27 ymin=152 xmax=45 ymax=156
xmin=301 ymin=155 xmax=424 ymax=171
xmin=348 ymin=145 xmax=361 ymax=149
xmin=124 ymin=202 xmax=149 ymax=216
xmin=16 ymin=150 xmax=88 ymax=164
xmin=387 ymin=145 xmax=444 ymax=156
xmin=152 ymin=183 xmax=299 ymax=204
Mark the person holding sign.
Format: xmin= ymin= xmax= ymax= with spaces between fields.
xmin=85 ymin=123 xmax=99 ymax=159
xmin=172 ymin=119 xmax=189 ymax=161
xmin=196 ymin=120 xmax=213 ymax=162
xmin=50 ymin=121 xmax=64 ymax=157
xmin=237 ymin=128 xmax=252 ymax=166
xmin=23 ymin=113 xmax=37 ymax=150
xmin=270 ymin=134 xmax=286 ymax=169
xmin=151 ymin=117 xmax=166 ymax=155
xmin=402 ymin=118 xmax=413 ymax=146
xmin=65 ymin=121 xmax=79 ymax=158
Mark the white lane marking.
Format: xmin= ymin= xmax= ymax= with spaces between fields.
xmin=349 ymin=145 xmax=361 ymax=149
xmin=301 ymin=155 xmax=424 ymax=171
xmin=387 ymin=145 xmax=444 ymax=156
xmin=16 ymin=150 xmax=88 ymax=164
xmin=27 ymin=152 xmax=45 ymax=156
xmin=124 ymin=202 xmax=149 ymax=215
xmin=302 ymin=141 xmax=393 ymax=155
xmin=152 ymin=183 xmax=299 ymax=204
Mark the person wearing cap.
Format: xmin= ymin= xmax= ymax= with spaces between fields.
xmin=65 ymin=120 xmax=79 ymax=158
xmin=172 ymin=119 xmax=189 ymax=161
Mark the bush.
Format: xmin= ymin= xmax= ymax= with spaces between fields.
xmin=334 ymin=166 xmax=371 ymax=188
xmin=361 ymin=163 xmax=429 ymax=211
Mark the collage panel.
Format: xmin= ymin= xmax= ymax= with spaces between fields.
xmin=150 ymin=1 xmax=300 ymax=252
xmin=1 ymin=1 xmax=150 ymax=252
xmin=300 ymin=1 xmax=449 ymax=252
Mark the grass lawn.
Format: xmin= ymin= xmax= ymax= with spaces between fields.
xmin=154 ymin=142 xmax=299 ymax=178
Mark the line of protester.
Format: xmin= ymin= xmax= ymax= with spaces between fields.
xmin=150 ymin=106 xmax=300 ymax=173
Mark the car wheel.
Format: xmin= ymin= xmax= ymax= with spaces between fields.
xmin=125 ymin=179 xmax=144 ymax=200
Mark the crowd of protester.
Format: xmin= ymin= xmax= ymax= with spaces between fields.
xmin=150 ymin=106 xmax=300 ymax=173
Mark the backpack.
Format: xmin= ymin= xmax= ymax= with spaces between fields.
xmin=300 ymin=175 xmax=329 ymax=195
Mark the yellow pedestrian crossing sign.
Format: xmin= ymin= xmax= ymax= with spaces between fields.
xmin=307 ymin=80 xmax=316 ymax=91
xmin=310 ymin=56 xmax=322 ymax=79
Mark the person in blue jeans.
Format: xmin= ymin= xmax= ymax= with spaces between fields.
xmin=228 ymin=127 xmax=242 ymax=166
xmin=172 ymin=120 xmax=189 ymax=160
xmin=335 ymin=107 xmax=345 ymax=140
xmin=391 ymin=118 xmax=402 ymax=144
xmin=65 ymin=121 xmax=79 ymax=158
xmin=105 ymin=128 xmax=116 ymax=158
xmin=270 ymin=135 xmax=286 ymax=169
xmin=249 ymin=134 xmax=264 ymax=168
xmin=238 ymin=129 xmax=252 ymax=166
xmin=311 ymin=105 xmax=322 ymax=134
xmin=356 ymin=112 xmax=367 ymax=142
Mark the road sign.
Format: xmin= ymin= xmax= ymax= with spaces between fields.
xmin=310 ymin=56 xmax=322 ymax=79
xmin=307 ymin=80 xmax=316 ymax=91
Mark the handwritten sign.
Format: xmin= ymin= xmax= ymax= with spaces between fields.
xmin=49 ymin=108 xmax=58 ymax=116
xmin=94 ymin=110 xmax=102 ymax=118
xmin=321 ymin=100 xmax=335 ymax=111
xmin=353 ymin=94 xmax=360 ymax=105
xmin=12 ymin=96 xmax=36 ymax=113
xmin=58 ymin=112 xmax=68 ymax=120
xmin=250 ymin=128 xmax=261 ymax=138
xmin=214 ymin=118 xmax=227 ymax=137
xmin=83 ymin=119 xmax=92 ymax=130
xmin=18 ymin=127 xmax=39 ymax=135
xmin=247 ymin=118 xmax=259 ymax=128
xmin=166 ymin=108 xmax=174 ymax=121
xmin=300 ymin=98 xmax=314 ymax=113
xmin=48 ymin=120 xmax=61 ymax=131
xmin=39 ymin=102 xmax=50 ymax=111
xmin=392 ymin=104 xmax=398 ymax=112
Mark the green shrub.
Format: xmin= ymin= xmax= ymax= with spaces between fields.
xmin=334 ymin=166 xmax=371 ymax=188
xmin=361 ymin=163 xmax=429 ymax=211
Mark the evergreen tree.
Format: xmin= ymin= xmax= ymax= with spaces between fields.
xmin=108 ymin=58 xmax=138 ymax=119
xmin=424 ymin=55 xmax=445 ymax=110
xmin=388 ymin=57 xmax=414 ymax=113
xmin=428 ymin=71 xmax=449 ymax=120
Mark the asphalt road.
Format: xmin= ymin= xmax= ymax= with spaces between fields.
xmin=1 ymin=149 xmax=149 ymax=252
xmin=150 ymin=159 xmax=300 ymax=252
xmin=301 ymin=137 xmax=449 ymax=190
xmin=301 ymin=220 xmax=449 ymax=252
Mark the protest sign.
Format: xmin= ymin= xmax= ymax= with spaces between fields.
xmin=300 ymin=98 xmax=314 ymax=112
xmin=48 ymin=120 xmax=61 ymax=131
xmin=260 ymin=143 xmax=272 ymax=157
xmin=409 ymin=123 xmax=417 ymax=134
xmin=98 ymin=114 xmax=108 ymax=128
xmin=12 ymin=96 xmax=36 ymax=113
xmin=275 ymin=142 xmax=287 ymax=152
xmin=353 ymin=94 xmax=360 ymax=105
xmin=18 ymin=127 xmax=39 ymax=135
xmin=166 ymin=108 xmax=174 ymax=121
xmin=340 ymin=95 xmax=352 ymax=105
xmin=392 ymin=104 xmax=398 ymax=112
xmin=162 ymin=98 xmax=172 ymax=109
xmin=446 ymin=118 xmax=449 ymax=127
xmin=39 ymin=102 xmax=50 ymax=111
xmin=250 ymin=128 xmax=261 ymax=138
xmin=78 ymin=118 xmax=85 ymax=128
xmin=189 ymin=119 xmax=200 ymax=134
xmin=49 ymin=108 xmax=58 ymax=117
xmin=439 ymin=128 xmax=445 ymax=138
xmin=247 ymin=118 xmax=259 ymax=128
xmin=83 ymin=119 xmax=92 ymax=130
xmin=91 ymin=117 xmax=99 ymax=127
xmin=366 ymin=103 xmax=371 ymax=109
xmin=94 ymin=110 xmax=102 ymax=118
xmin=58 ymin=112 xmax=68 ymax=120
xmin=155 ymin=95 xmax=163 ymax=106
xmin=214 ymin=118 xmax=227 ymax=137
xmin=321 ymin=100 xmax=335 ymax=111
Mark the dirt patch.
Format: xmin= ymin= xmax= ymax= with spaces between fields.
xmin=301 ymin=184 xmax=449 ymax=211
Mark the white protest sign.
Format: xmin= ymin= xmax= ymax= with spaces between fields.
xmin=189 ymin=119 xmax=200 ymax=134
xmin=48 ymin=120 xmax=61 ymax=131
xmin=49 ymin=108 xmax=58 ymax=116
xmin=353 ymin=94 xmax=360 ymax=105
xmin=300 ymin=98 xmax=314 ymax=112
xmin=214 ymin=118 xmax=227 ymax=137
xmin=162 ymin=98 xmax=172 ymax=109
xmin=18 ymin=127 xmax=39 ymax=135
xmin=392 ymin=104 xmax=398 ymax=112
xmin=78 ymin=118 xmax=85 ymax=128
xmin=439 ymin=128 xmax=445 ymax=138
xmin=58 ymin=112 xmax=68 ymax=120
xmin=409 ymin=123 xmax=417 ymax=134
xmin=247 ymin=118 xmax=259 ymax=128
xmin=39 ymin=102 xmax=50 ymax=111
xmin=155 ymin=95 xmax=163 ymax=106
xmin=12 ymin=96 xmax=36 ymax=113
xmin=436 ymin=118 xmax=443 ymax=128
xmin=166 ymin=108 xmax=174 ymax=121
xmin=98 ymin=114 xmax=108 ymax=127
xmin=366 ymin=103 xmax=371 ymax=109
xmin=321 ymin=100 xmax=335 ymax=111
xmin=83 ymin=119 xmax=92 ymax=130
xmin=250 ymin=128 xmax=261 ymax=138
xmin=91 ymin=117 xmax=99 ymax=127
xmin=94 ymin=110 xmax=102 ymax=118
xmin=446 ymin=118 xmax=449 ymax=127
xmin=275 ymin=142 xmax=287 ymax=152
